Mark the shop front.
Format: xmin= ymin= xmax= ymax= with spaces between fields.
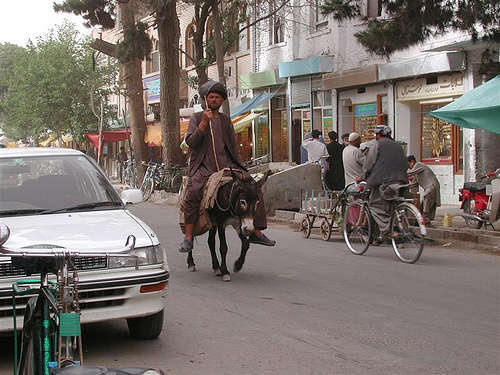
xmin=323 ymin=65 xmax=386 ymax=142
xmin=394 ymin=72 xmax=465 ymax=203
xmin=279 ymin=56 xmax=334 ymax=163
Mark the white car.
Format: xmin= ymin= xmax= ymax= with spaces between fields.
xmin=0 ymin=148 xmax=168 ymax=339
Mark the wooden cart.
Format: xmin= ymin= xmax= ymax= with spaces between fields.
xmin=300 ymin=190 xmax=345 ymax=241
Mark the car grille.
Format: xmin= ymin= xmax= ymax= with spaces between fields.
xmin=0 ymin=288 xmax=127 ymax=319
xmin=0 ymin=257 xmax=108 ymax=279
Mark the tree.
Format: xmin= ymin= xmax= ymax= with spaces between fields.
xmin=321 ymin=0 xmax=500 ymax=58
xmin=147 ymin=0 xmax=184 ymax=166
xmin=0 ymin=22 xmax=117 ymax=143
xmin=55 ymin=0 xmax=152 ymax=180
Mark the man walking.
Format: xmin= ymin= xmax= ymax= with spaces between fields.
xmin=407 ymin=155 xmax=441 ymax=226
xmin=179 ymin=80 xmax=275 ymax=253
xmin=325 ymin=131 xmax=345 ymax=190
xmin=342 ymin=132 xmax=364 ymax=186
xmin=361 ymin=125 xmax=408 ymax=242
xmin=117 ymin=146 xmax=128 ymax=183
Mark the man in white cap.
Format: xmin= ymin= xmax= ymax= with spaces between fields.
xmin=342 ymin=132 xmax=364 ymax=185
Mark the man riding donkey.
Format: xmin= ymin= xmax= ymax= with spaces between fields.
xmin=179 ymin=80 xmax=276 ymax=253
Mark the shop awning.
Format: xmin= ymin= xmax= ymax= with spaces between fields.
xmin=378 ymin=52 xmax=466 ymax=81
xmin=240 ymin=69 xmax=284 ymax=89
xmin=233 ymin=113 xmax=260 ymax=133
xmin=230 ymin=90 xmax=279 ymax=118
xmin=85 ymin=130 xmax=131 ymax=149
xmin=145 ymin=124 xmax=162 ymax=146
xmin=429 ymin=75 xmax=500 ymax=134
xmin=323 ymin=65 xmax=378 ymax=90
xmin=279 ymin=56 xmax=333 ymax=78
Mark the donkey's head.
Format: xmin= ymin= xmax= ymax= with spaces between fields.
xmin=220 ymin=169 xmax=268 ymax=222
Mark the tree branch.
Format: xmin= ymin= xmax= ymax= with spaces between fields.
xmin=239 ymin=0 xmax=291 ymax=33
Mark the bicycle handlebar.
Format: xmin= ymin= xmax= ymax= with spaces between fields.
xmin=0 ymin=235 xmax=136 ymax=258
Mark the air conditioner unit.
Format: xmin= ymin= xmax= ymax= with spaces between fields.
xmin=224 ymin=66 xmax=232 ymax=77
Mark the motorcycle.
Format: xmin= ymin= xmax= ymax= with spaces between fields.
xmin=459 ymin=168 xmax=500 ymax=230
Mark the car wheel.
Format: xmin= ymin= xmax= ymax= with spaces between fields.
xmin=127 ymin=309 xmax=164 ymax=340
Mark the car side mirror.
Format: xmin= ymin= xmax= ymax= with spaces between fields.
xmin=0 ymin=224 xmax=10 ymax=246
xmin=120 ymin=189 xmax=144 ymax=205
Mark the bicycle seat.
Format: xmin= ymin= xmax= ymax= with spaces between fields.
xmin=50 ymin=366 xmax=162 ymax=375
xmin=463 ymin=182 xmax=486 ymax=192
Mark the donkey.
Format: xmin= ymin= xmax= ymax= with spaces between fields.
xmin=187 ymin=170 xmax=268 ymax=282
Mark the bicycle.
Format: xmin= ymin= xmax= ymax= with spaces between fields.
xmin=0 ymin=225 xmax=162 ymax=375
xmin=123 ymin=159 xmax=137 ymax=188
xmin=343 ymin=182 xmax=427 ymax=264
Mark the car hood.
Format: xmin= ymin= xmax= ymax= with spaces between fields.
xmin=1 ymin=209 xmax=154 ymax=251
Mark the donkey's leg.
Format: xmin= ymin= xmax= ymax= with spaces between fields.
xmin=208 ymin=227 xmax=221 ymax=276
xmin=187 ymin=250 xmax=196 ymax=272
xmin=234 ymin=226 xmax=250 ymax=273
xmin=217 ymin=223 xmax=231 ymax=282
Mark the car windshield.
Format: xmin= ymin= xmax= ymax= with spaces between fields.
xmin=0 ymin=154 xmax=122 ymax=216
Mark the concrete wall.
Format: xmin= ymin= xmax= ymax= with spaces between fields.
xmin=261 ymin=162 xmax=323 ymax=215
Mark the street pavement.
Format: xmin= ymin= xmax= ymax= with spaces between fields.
xmin=0 ymin=202 xmax=498 ymax=374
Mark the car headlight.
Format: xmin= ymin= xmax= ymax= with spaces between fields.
xmin=109 ymin=245 xmax=165 ymax=268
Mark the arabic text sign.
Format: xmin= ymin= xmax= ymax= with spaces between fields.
xmin=396 ymin=72 xmax=464 ymax=101
xmin=354 ymin=103 xmax=377 ymax=117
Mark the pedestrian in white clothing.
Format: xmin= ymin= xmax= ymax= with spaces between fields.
xmin=342 ymin=132 xmax=365 ymax=185
xmin=301 ymin=129 xmax=329 ymax=163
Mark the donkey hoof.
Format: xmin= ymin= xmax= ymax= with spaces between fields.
xmin=188 ymin=265 xmax=196 ymax=272
xmin=234 ymin=261 xmax=243 ymax=273
xmin=222 ymin=274 xmax=231 ymax=282
xmin=213 ymin=268 xmax=222 ymax=276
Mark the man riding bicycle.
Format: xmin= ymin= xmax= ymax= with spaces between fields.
xmin=358 ymin=125 xmax=408 ymax=244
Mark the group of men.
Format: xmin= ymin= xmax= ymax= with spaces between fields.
xmin=301 ymin=124 xmax=441 ymax=241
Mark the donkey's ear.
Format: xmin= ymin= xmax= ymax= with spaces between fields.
xmin=230 ymin=167 xmax=238 ymax=181
xmin=256 ymin=170 xmax=270 ymax=188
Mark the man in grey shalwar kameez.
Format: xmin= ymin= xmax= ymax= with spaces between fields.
xmin=407 ymin=155 xmax=441 ymax=225
xmin=361 ymin=125 xmax=408 ymax=242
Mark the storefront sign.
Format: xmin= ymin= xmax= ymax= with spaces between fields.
xmin=143 ymin=74 xmax=160 ymax=102
xmin=396 ymin=73 xmax=464 ymax=101
xmin=354 ymin=103 xmax=377 ymax=117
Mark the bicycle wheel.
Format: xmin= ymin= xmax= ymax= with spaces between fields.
xmin=141 ymin=177 xmax=154 ymax=201
xmin=343 ymin=202 xmax=371 ymax=255
xmin=391 ymin=202 xmax=425 ymax=264
xmin=170 ymin=174 xmax=183 ymax=194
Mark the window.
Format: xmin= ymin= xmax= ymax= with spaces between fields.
xmin=185 ymin=24 xmax=196 ymax=67
xmin=269 ymin=2 xmax=285 ymax=45
xmin=145 ymin=40 xmax=159 ymax=74
xmin=238 ymin=19 xmax=249 ymax=51
xmin=367 ymin=0 xmax=382 ymax=18
xmin=420 ymin=103 xmax=462 ymax=173
xmin=312 ymin=0 xmax=328 ymax=32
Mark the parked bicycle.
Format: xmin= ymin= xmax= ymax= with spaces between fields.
xmin=140 ymin=162 xmax=186 ymax=201
xmin=343 ymin=182 xmax=427 ymax=264
xmin=122 ymin=158 xmax=137 ymax=188
xmin=0 ymin=224 xmax=162 ymax=375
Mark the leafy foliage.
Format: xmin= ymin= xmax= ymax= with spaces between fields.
xmin=321 ymin=0 xmax=500 ymax=57
xmin=0 ymin=22 xmax=119 ymax=142
xmin=115 ymin=21 xmax=152 ymax=63
xmin=54 ymin=0 xmax=116 ymax=29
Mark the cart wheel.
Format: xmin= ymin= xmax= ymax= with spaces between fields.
xmin=320 ymin=218 xmax=332 ymax=241
xmin=301 ymin=217 xmax=312 ymax=238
